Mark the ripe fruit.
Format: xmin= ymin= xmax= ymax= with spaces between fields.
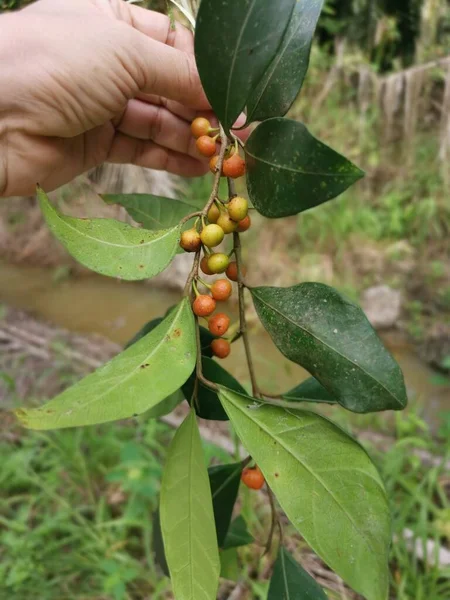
xmin=192 ymin=294 xmax=216 ymax=317
xmin=191 ymin=117 xmax=211 ymax=139
xmin=207 ymin=204 xmax=220 ymax=224
xmin=241 ymin=466 xmax=265 ymax=490
xmin=200 ymin=224 xmax=224 ymax=248
xmin=223 ymin=153 xmax=246 ymax=178
xmin=208 ymin=312 xmax=230 ymax=336
xmin=211 ymin=338 xmax=231 ymax=359
xmin=237 ymin=214 xmax=251 ymax=232
xmin=200 ymin=255 xmax=213 ymax=275
xmin=217 ymin=212 xmax=238 ymax=234
xmin=196 ymin=135 xmax=217 ymax=157
xmin=180 ymin=228 xmax=201 ymax=252
xmin=208 ymin=253 xmax=230 ymax=274
xmin=228 ymin=196 xmax=248 ymax=222
xmin=209 ymin=155 xmax=223 ymax=175
xmin=211 ymin=279 xmax=232 ymax=301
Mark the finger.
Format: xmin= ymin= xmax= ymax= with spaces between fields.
xmin=114 ymin=99 xmax=199 ymax=159
xmin=135 ymin=93 xmax=198 ymax=122
xmin=107 ymin=132 xmax=209 ymax=177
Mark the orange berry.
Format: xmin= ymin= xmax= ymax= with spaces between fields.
xmin=228 ymin=196 xmax=248 ymax=222
xmin=217 ymin=212 xmax=238 ymax=234
xmin=207 ymin=204 xmax=221 ymax=224
xmin=196 ymin=135 xmax=217 ymax=157
xmin=200 ymin=224 xmax=224 ymax=248
xmin=223 ymin=153 xmax=246 ymax=179
xmin=209 ymin=155 xmax=223 ymax=175
xmin=226 ymin=261 xmax=246 ymax=282
xmin=207 ymin=253 xmax=230 ymax=274
xmin=191 ymin=117 xmax=211 ymax=139
xmin=180 ymin=228 xmax=201 ymax=252
xmin=241 ymin=466 xmax=265 ymax=490
xmin=200 ymin=255 xmax=214 ymax=275
xmin=211 ymin=338 xmax=231 ymax=359
xmin=237 ymin=215 xmax=251 ymax=232
xmin=192 ymin=295 xmax=216 ymax=317
xmin=208 ymin=312 xmax=230 ymax=336
xmin=211 ymin=279 xmax=232 ymax=301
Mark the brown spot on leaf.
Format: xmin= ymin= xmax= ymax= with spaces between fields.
xmin=274 ymin=472 xmax=279 ymax=478
xmin=140 ymin=363 xmax=150 ymax=369
xmin=140 ymin=240 xmax=145 ymax=244
xmin=139 ymin=265 xmax=144 ymax=269
xmin=172 ymin=328 xmax=182 ymax=338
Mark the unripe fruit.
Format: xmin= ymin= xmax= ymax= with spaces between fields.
xmin=209 ymin=155 xmax=223 ymax=175
xmin=237 ymin=215 xmax=251 ymax=232
xmin=207 ymin=204 xmax=220 ymax=224
xmin=211 ymin=338 xmax=231 ymax=359
xmin=228 ymin=196 xmax=248 ymax=222
xmin=192 ymin=294 xmax=216 ymax=317
xmin=208 ymin=253 xmax=230 ymax=274
xmin=211 ymin=279 xmax=232 ymax=301
xmin=200 ymin=224 xmax=224 ymax=248
xmin=217 ymin=212 xmax=238 ymax=234
xmin=191 ymin=117 xmax=211 ymax=139
xmin=180 ymin=228 xmax=201 ymax=252
xmin=223 ymin=153 xmax=246 ymax=178
xmin=196 ymin=135 xmax=217 ymax=157
xmin=208 ymin=312 xmax=230 ymax=336
xmin=200 ymin=255 xmax=214 ymax=275
xmin=241 ymin=466 xmax=265 ymax=490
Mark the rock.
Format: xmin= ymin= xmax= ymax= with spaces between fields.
xmin=362 ymin=285 xmax=402 ymax=329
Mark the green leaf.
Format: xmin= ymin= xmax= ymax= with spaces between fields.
xmin=208 ymin=462 xmax=242 ymax=547
xmin=245 ymin=119 xmax=364 ymax=218
xmin=251 ymin=283 xmax=407 ymax=413
xmin=268 ymin=547 xmax=327 ymax=600
xmin=160 ymin=409 xmax=220 ymax=600
xmin=283 ymin=376 xmax=338 ymax=405
xmin=102 ymin=194 xmax=202 ymax=230
xmin=146 ymin=389 xmax=185 ymax=419
xmin=38 ymin=186 xmax=180 ymax=281
xmin=15 ymin=299 xmax=196 ymax=429
xmin=194 ymin=0 xmax=296 ymax=131
xmin=219 ymin=388 xmax=391 ymax=600
xmin=125 ymin=318 xmax=163 ymax=349
xmin=220 ymin=548 xmax=239 ymax=582
xmin=222 ymin=516 xmax=254 ymax=550
xmin=246 ymin=0 xmax=324 ymax=122
xmin=183 ymin=357 xmax=246 ymax=421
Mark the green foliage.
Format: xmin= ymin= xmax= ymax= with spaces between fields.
xmin=222 ymin=515 xmax=254 ymax=550
xmin=160 ymin=409 xmax=220 ymax=600
xmin=15 ymin=299 xmax=196 ymax=428
xmin=283 ymin=376 xmax=338 ymax=405
xmin=194 ymin=0 xmax=296 ymax=130
xmin=245 ymin=118 xmax=364 ymax=218
xmin=39 ymin=187 xmax=180 ymax=281
xmin=268 ymin=547 xmax=327 ymax=599
xmin=251 ymin=283 xmax=407 ymax=412
xmin=219 ymin=388 xmax=391 ymax=600
xmin=208 ymin=462 xmax=242 ymax=547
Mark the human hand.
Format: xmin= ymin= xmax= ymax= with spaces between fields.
xmin=0 ymin=0 xmax=216 ymax=197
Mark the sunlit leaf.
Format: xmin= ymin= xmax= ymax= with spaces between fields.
xmin=15 ymin=299 xmax=196 ymax=429
xmin=160 ymin=409 xmax=220 ymax=600
xmin=268 ymin=546 xmax=327 ymax=599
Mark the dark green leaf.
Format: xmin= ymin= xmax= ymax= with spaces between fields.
xmin=38 ymin=187 xmax=180 ymax=280
xmin=209 ymin=462 xmax=243 ymax=547
xmin=251 ymin=283 xmax=407 ymax=413
xmin=194 ymin=0 xmax=296 ymax=130
xmin=246 ymin=0 xmax=324 ymax=122
xmin=102 ymin=194 xmax=202 ymax=230
xmin=268 ymin=547 xmax=327 ymax=600
xmin=245 ymin=118 xmax=364 ymax=218
xmin=219 ymin=388 xmax=391 ymax=600
xmin=15 ymin=299 xmax=196 ymax=429
xmin=283 ymin=376 xmax=338 ymax=405
xmin=222 ymin=516 xmax=254 ymax=550
xmin=152 ymin=508 xmax=169 ymax=577
xmin=183 ymin=357 xmax=246 ymax=421
xmin=220 ymin=548 xmax=239 ymax=582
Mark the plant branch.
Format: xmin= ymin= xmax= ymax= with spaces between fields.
xmin=179 ymin=211 xmax=202 ymax=227
xmin=183 ymin=250 xmax=201 ymax=297
xmin=201 ymin=124 xmax=229 ymax=217
xmin=232 ymin=228 xmax=260 ymax=398
xmin=264 ymin=485 xmax=278 ymax=556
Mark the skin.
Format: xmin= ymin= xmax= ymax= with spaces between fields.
xmin=0 ymin=0 xmax=250 ymax=197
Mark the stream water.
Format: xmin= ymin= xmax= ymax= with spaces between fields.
xmin=0 ymin=261 xmax=448 ymax=427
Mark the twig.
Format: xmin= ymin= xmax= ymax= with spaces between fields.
xmin=264 ymin=485 xmax=278 ymax=555
xmin=201 ymin=124 xmax=229 ymax=218
xmin=183 ymin=250 xmax=200 ymax=297
xmin=194 ymin=314 xmax=219 ymax=392
xmin=179 ymin=211 xmax=202 ymax=226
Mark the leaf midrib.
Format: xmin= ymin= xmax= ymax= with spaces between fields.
xmin=252 ymin=290 xmax=403 ymax=407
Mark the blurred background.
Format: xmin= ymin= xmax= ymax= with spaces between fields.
xmin=0 ymin=1 xmax=449 ymax=599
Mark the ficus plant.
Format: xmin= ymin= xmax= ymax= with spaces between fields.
xmin=14 ymin=1 xmax=408 ymax=599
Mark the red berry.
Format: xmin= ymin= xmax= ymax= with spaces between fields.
xmin=180 ymin=228 xmax=201 ymax=252
xmin=211 ymin=279 xmax=232 ymax=301
xmin=226 ymin=261 xmax=246 ymax=282
xmin=192 ymin=295 xmax=216 ymax=317
xmin=200 ymin=255 xmax=214 ymax=275
xmin=241 ymin=466 xmax=265 ymax=490
xmin=191 ymin=117 xmax=211 ymax=139
xmin=196 ymin=136 xmax=217 ymax=157
xmin=211 ymin=338 xmax=231 ymax=359
xmin=223 ymin=153 xmax=246 ymax=178
xmin=208 ymin=312 xmax=230 ymax=336
xmin=237 ymin=215 xmax=251 ymax=232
